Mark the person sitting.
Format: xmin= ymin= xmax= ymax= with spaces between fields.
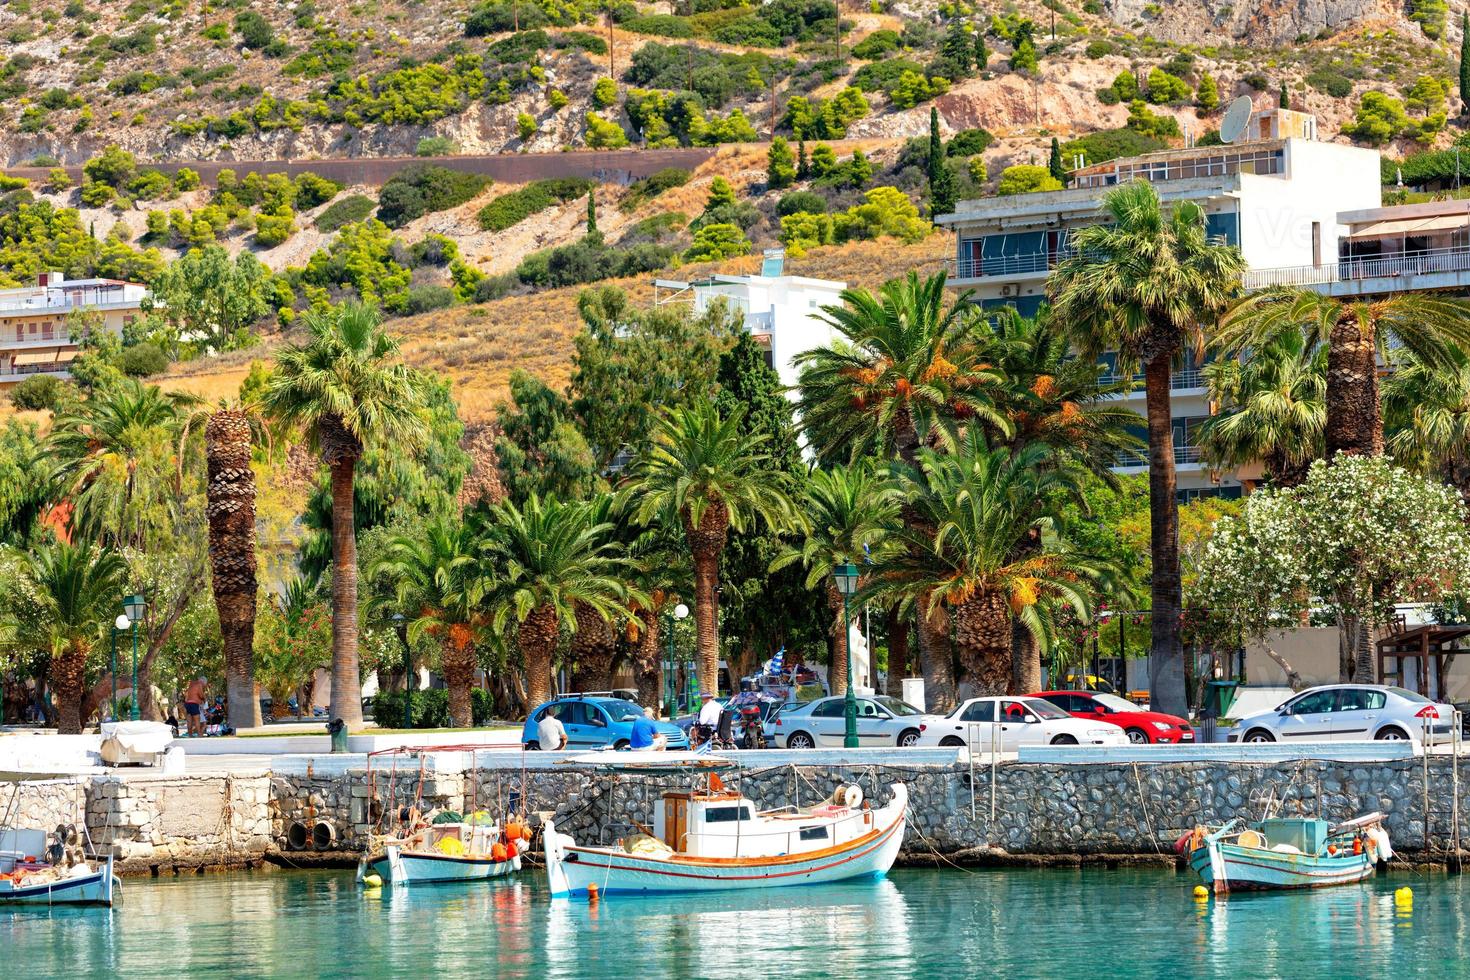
xmin=536 ymin=706 xmax=568 ymax=751
xmin=630 ymin=707 xmax=666 ymax=751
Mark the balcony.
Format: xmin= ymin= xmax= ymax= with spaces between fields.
xmin=1242 ymin=245 xmax=1470 ymax=292
xmin=949 ymin=249 xmax=1074 ymax=281
xmin=1112 ymin=445 xmax=1203 ymax=469
xmin=0 ymin=365 xmax=72 ymax=380
xmin=1097 ymin=367 xmax=1205 ymax=392
xmin=744 ymin=310 xmax=774 ymax=334
xmin=2 ymin=331 xmax=72 ymax=349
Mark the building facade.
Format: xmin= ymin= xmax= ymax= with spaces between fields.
xmin=935 ymin=107 xmax=1383 ymax=499
xmin=0 ymin=272 xmax=150 ymax=387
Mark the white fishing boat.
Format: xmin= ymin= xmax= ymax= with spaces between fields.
xmin=544 ymin=753 xmax=908 ymax=897
xmin=357 ymin=815 xmax=524 ymax=886
xmin=0 ymin=828 xmax=118 ymax=906
xmin=1183 ymin=813 xmax=1392 ymax=894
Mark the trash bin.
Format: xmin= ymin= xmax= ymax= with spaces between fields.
xmin=327 ymin=718 xmax=349 ymax=754
xmin=1206 ymin=679 xmax=1240 ymax=719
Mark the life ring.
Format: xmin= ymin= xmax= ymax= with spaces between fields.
xmin=840 ymin=785 xmax=863 ymax=808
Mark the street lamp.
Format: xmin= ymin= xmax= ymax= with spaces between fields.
xmin=666 ymin=602 xmax=689 ymax=719
xmin=122 ymin=594 xmax=145 ymax=721
xmin=833 ymin=563 xmax=860 ymax=749
xmin=392 ymin=613 xmax=411 ymax=730
xmin=111 ymin=613 xmax=130 ymax=722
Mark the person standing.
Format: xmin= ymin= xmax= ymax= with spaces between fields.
xmin=184 ymin=676 xmax=208 ymax=737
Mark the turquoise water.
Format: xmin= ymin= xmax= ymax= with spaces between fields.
xmin=5 ymin=865 xmax=1466 ymax=978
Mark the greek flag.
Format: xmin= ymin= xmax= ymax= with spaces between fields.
xmin=764 ymin=647 xmax=785 ymax=676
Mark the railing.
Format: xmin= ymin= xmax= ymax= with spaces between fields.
xmin=0 ymin=365 xmax=71 ymax=378
xmin=950 ymin=249 xmax=1075 ymax=280
xmin=744 ymin=311 xmax=774 ymax=333
xmin=1112 ymin=445 xmax=1203 ymax=468
xmin=1074 ymin=148 xmax=1283 ymax=190
xmin=3 ymin=331 xmax=71 ymax=346
xmin=1242 ymin=245 xmax=1470 ymax=290
xmin=1098 ymin=367 xmax=1202 ymax=390
xmin=0 ymin=286 xmax=135 ymax=313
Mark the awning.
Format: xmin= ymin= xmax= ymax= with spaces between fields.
xmin=9 ymin=350 xmax=60 ymax=367
xmin=1347 ymin=214 xmax=1470 ymax=239
xmin=54 ymin=348 xmax=77 ymax=363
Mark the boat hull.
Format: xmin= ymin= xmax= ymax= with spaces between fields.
xmin=1190 ymin=842 xmax=1375 ymax=892
xmin=0 ymin=859 xmax=117 ymax=906
xmin=544 ymin=786 xmax=908 ymax=898
xmin=362 ymin=846 xmax=521 ymax=886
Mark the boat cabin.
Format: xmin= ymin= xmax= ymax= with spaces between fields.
xmin=653 ymin=787 xmax=876 ymax=859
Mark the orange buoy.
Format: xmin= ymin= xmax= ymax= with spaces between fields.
xmin=587 ymin=883 xmax=600 ymax=901
xmin=1353 ymin=838 xmax=1363 ymax=856
xmin=491 ymin=843 xmax=508 ymax=862
xmin=507 ymin=840 xmax=518 ymax=858
xmin=1327 ymin=844 xmax=1338 ymax=856
xmin=520 ymin=824 xmax=533 ymax=841
xmin=505 ymin=821 xmax=525 ymax=841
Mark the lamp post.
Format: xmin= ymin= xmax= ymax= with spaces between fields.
xmin=833 ymin=563 xmax=860 ymax=749
xmin=666 ymin=602 xmax=689 ymax=719
xmin=392 ymin=613 xmax=411 ymax=729
xmin=122 ymin=594 xmax=145 ymax=721
xmin=111 ymin=613 xmax=130 ymax=721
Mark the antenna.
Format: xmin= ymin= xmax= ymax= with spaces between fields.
xmin=1219 ymin=96 xmax=1253 ymax=145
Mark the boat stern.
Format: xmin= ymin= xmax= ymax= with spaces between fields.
xmin=543 ymin=821 xmax=575 ymax=899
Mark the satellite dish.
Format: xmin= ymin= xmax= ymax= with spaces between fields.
xmin=1220 ymin=95 xmax=1253 ymax=145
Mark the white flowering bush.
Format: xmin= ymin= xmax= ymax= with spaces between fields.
xmin=1191 ymin=456 xmax=1470 ymax=654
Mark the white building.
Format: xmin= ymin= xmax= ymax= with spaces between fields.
xmin=935 ymin=107 xmax=1383 ymax=499
xmin=656 ymin=253 xmax=847 ymax=396
xmin=0 ymin=272 xmax=150 ymax=387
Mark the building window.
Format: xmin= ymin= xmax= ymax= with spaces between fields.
xmin=1177 ymin=486 xmax=1243 ymax=504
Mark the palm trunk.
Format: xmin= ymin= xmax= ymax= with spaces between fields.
xmin=442 ymin=637 xmax=477 ymax=729
xmin=884 ymin=605 xmax=908 ymax=697
xmin=206 ymin=410 xmax=261 ymax=732
xmin=917 ymin=592 xmax=957 ymax=714
xmin=1325 ymin=313 xmax=1383 ymax=458
xmin=825 ymin=582 xmax=849 ymax=696
xmin=327 ymin=456 xmax=363 ymax=726
xmin=51 ymin=646 xmax=87 ymax=735
xmin=521 ymin=604 xmax=560 ymax=709
xmin=684 ymin=499 xmax=729 ymax=696
xmin=570 ymin=601 xmax=615 ymax=692
xmin=1011 ymin=615 xmax=1042 ymax=694
xmin=633 ymin=606 xmax=662 ymax=712
xmin=955 ymin=592 xmax=1010 ymax=696
xmin=1144 ymin=355 xmax=1187 ymax=717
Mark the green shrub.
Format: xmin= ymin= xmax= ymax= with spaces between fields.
xmin=585 ymin=112 xmax=630 ymax=148
xmin=416 ymin=136 xmax=458 ymax=157
xmin=777 ymin=190 xmax=828 ymax=216
xmin=996 ymin=164 xmax=1063 ymax=195
xmin=371 ymin=688 xmax=494 ymax=728
xmin=621 ymin=167 xmax=691 ymax=211
xmin=8 ymin=373 xmax=73 ymax=411
xmin=117 ymin=341 xmax=168 ymax=377
xmin=477 ymin=178 xmax=594 ymax=231
xmin=684 ymin=222 xmax=751 ymax=261
xmin=623 ymin=14 xmax=695 ymax=37
xmin=314 ymin=194 xmax=376 ymax=231
xmin=1125 ymin=100 xmax=1180 ymax=139
xmin=592 ymin=77 xmax=619 ymax=109
xmin=465 ymin=2 xmax=549 ymax=35
xmin=516 ymin=234 xmax=672 ymax=287
xmin=172 ymin=167 xmax=201 ymax=192
xmin=1085 ymin=38 xmax=1115 ymax=58
xmin=234 ymin=10 xmax=274 ymax=50
xmin=405 ymin=284 xmax=456 ymax=314
xmin=852 ymin=28 xmax=900 ymax=59
xmin=377 ymin=165 xmax=491 ymax=228
xmin=555 ymin=30 xmax=607 ymax=55
xmin=1306 ymin=70 xmax=1353 ymax=98
xmin=1344 ymin=91 xmax=1409 ymax=146
xmin=1144 ymin=67 xmax=1191 ymax=104
xmin=254 ymin=208 xmax=296 ymax=247
xmin=946 ymin=128 xmax=994 ymax=157
xmin=1059 ymin=127 xmax=1166 ymax=167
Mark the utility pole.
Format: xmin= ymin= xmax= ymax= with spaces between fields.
xmin=769 ymin=75 xmax=777 ymax=137
xmin=607 ymin=11 xmax=614 ymax=80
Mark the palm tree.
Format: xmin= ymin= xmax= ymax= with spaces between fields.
xmin=1048 ymin=180 xmax=1244 ymax=717
xmin=771 ymin=463 xmax=899 ymax=697
xmin=1384 ymin=347 xmax=1470 ymax=505
xmin=370 ymin=515 xmax=486 ymax=728
xmin=2 ymin=539 xmax=129 ymax=734
xmin=478 ymin=495 xmax=630 ymax=711
xmin=629 ymin=402 xmax=797 ymax=696
xmin=262 ymin=303 xmax=428 ymax=726
xmin=1218 ymin=289 xmax=1470 ymax=458
xmin=1199 ymin=331 xmax=1325 ymax=487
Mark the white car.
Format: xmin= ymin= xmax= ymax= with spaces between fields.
xmin=1231 ymin=685 xmax=1455 ymax=744
xmin=770 ymin=695 xmax=927 ymax=748
xmin=915 ymin=696 xmax=1129 ymax=751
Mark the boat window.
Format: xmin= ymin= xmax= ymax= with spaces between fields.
xmin=704 ymin=806 xmax=753 ymax=823
xmin=799 ymin=826 xmax=830 ymax=842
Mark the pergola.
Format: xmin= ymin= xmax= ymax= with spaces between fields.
xmin=1376 ymin=620 xmax=1470 ymax=701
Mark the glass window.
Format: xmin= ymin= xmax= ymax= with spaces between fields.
xmin=1291 ymin=690 xmax=1337 ymax=714
xmin=704 ymin=806 xmax=752 ymax=823
xmin=1336 ymin=689 xmax=1386 ymax=711
xmin=857 ymin=700 xmax=883 ymax=718
xmin=812 ymin=700 xmax=846 ymax=718
xmin=799 ymin=826 xmax=830 ymax=841
xmin=1388 ymin=687 xmax=1432 ymax=704
xmin=960 ymin=700 xmax=995 ymax=723
xmin=594 ymin=699 xmax=639 ymax=722
xmin=876 ymin=696 xmax=921 ymax=716
xmin=1092 ymin=694 xmax=1137 ymax=713
xmin=1021 ymin=698 xmax=1071 ymax=720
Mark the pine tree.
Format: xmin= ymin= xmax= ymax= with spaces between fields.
xmin=974 ymin=32 xmax=988 ymax=72
xmin=586 ymin=192 xmax=597 ymax=234
xmin=940 ymin=20 xmax=973 ymax=77
xmin=927 ymin=106 xmax=956 ymax=223
xmin=1196 ymin=73 xmax=1219 ymax=111
xmin=1460 ymin=12 xmax=1470 ymax=115
xmin=767 ymin=136 xmax=796 ymax=189
xmin=797 ymin=139 xmax=810 ymax=179
xmin=1279 ymin=81 xmax=1289 ymax=109
xmin=1047 ymin=136 xmax=1066 ymax=186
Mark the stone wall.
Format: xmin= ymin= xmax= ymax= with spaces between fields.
xmin=88 ymin=773 xmax=274 ymax=873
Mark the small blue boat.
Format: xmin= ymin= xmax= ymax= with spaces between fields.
xmin=1185 ymin=813 xmax=1392 ymax=894
xmin=0 ymin=828 xmax=118 ymax=907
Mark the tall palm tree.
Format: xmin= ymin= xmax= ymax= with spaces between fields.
xmin=771 ymin=463 xmax=899 ymax=697
xmin=1218 ymin=290 xmax=1470 ymax=458
xmin=1049 ymin=180 xmax=1244 ymax=716
xmin=478 ymin=495 xmax=630 ymax=711
xmin=1199 ymin=331 xmax=1325 ymax=487
xmin=262 ymin=303 xmax=428 ymax=726
xmin=629 ymin=402 xmax=797 ymax=695
xmin=2 ymin=539 xmax=129 ymax=734
xmin=1384 ymin=347 xmax=1470 ymax=505
xmin=370 ymin=515 xmax=486 ymax=728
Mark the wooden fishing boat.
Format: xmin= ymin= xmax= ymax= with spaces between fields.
xmin=0 ymin=828 xmax=118 ymax=906
xmin=357 ymin=816 xmax=523 ymax=886
xmin=1184 ymin=813 xmax=1392 ymax=894
xmin=544 ymin=755 xmax=908 ymax=898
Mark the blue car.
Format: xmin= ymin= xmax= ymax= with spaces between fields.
xmin=522 ymin=697 xmax=691 ymax=751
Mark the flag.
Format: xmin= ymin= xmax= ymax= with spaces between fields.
xmin=764 ymin=647 xmax=785 ymax=676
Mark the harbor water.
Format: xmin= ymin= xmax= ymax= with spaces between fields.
xmin=6 ymin=866 xmax=1465 ymax=978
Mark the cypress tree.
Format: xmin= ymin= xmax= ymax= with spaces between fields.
xmin=1461 ymin=12 xmax=1470 ymax=115
xmin=1048 ymin=136 xmax=1066 ymax=186
xmin=927 ymin=106 xmax=956 ymax=223
xmin=974 ymin=32 xmax=988 ymax=71
xmin=767 ymin=136 xmax=796 ymax=189
xmin=1279 ymin=81 xmax=1289 ymax=109
xmin=586 ymin=192 xmax=597 ymax=234
xmin=797 ymin=139 xmax=810 ymax=179
xmin=940 ymin=20 xmax=973 ymax=77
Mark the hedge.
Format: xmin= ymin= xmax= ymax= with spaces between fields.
xmin=371 ymin=688 xmax=494 ymax=728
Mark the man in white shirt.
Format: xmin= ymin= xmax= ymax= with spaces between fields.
xmin=697 ymin=691 xmax=723 ymax=728
xmin=536 ymin=706 xmax=568 ymax=750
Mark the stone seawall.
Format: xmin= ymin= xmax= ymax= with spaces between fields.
xmin=9 ymin=756 xmax=1466 ymax=874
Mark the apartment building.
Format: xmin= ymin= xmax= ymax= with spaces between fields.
xmin=935 ymin=106 xmax=1383 ymax=499
xmin=0 ymin=272 xmax=150 ymax=387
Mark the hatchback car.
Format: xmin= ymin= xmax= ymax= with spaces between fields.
xmin=915 ymin=696 xmax=1129 ymax=751
xmin=1033 ymin=690 xmax=1195 ymax=744
xmin=770 ymin=695 xmax=926 ymax=748
xmin=522 ymin=697 xmax=690 ymax=750
xmin=1230 ymin=685 xmax=1455 ymax=744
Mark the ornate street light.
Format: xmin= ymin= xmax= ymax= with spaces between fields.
xmin=122 ymin=594 xmax=146 ymax=721
xmin=111 ymin=613 xmax=130 ymax=722
xmin=666 ymin=602 xmax=689 ymax=719
xmin=833 ymin=563 xmax=860 ymax=749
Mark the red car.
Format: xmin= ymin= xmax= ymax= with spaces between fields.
xmin=1031 ymin=691 xmax=1195 ymax=745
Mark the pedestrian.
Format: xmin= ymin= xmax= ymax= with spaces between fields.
xmin=184 ymin=676 xmax=208 ymax=736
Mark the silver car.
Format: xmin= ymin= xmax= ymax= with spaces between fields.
xmin=771 ymin=695 xmax=926 ymax=748
xmin=1232 ymin=685 xmax=1455 ymax=744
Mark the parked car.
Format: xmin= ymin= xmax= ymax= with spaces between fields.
xmin=522 ymin=697 xmax=690 ymax=750
xmin=915 ymin=696 xmax=1130 ymax=751
xmin=1032 ymin=690 xmax=1194 ymax=745
xmin=1229 ymin=685 xmax=1455 ymax=744
xmin=770 ymin=695 xmax=927 ymax=748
